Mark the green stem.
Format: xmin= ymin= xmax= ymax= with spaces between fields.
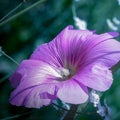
xmin=0 ymin=0 xmax=46 ymax=26
xmin=63 ymin=105 xmax=78 ymax=120
xmin=0 ymin=73 xmax=11 ymax=83
xmin=1 ymin=51 xmax=19 ymax=65
xmin=0 ymin=2 xmax=24 ymax=22
xmin=72 ymin=0 xmax=77 ymax=18
xmin=0 ymin=111 xmax=32 ymax=120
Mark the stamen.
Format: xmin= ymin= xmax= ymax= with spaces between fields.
xmin=60 ymin=68 xmax=70 ymax=78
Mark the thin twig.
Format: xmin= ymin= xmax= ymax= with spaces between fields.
xmin=52 ymin=102 xmax=97 ymax=115
xmin=0 ymin=51 xmax=19 ymax=65
xmin=72 ymin=1 xmax=77 ymax=18
xmin=0 ymin=2 xmax=24 ymax=22
xmin=52 ymin=103 xmax=70 ymax=112
xmin=63 ymin=105 xmax=78 ymax=120
xmin=0 ymin=73 xmax=11 ymax=83
xmin=0 ymin=111 xmax=32 ymax=120
xmin=0 ymin=0 xmax=46 ymax=27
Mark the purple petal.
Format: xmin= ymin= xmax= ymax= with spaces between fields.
xmin=31 ymin=26 xmax=120 ymax=69
xmin=10 ymin=84 xmax=57 ymax=108
xmin=10 ymin=60 xmax=60 ymax=88
xmin=88 ymin=38 xmax=120 ymax=68
xmin=79 ymin=32 xmax=120 ymax=68
xmin=30 ymin=43 xmax=64 ymax=67
xmin=57 ymin=79 xmax=88 ymax=104
xmin=30 ymin=25 xmax=94 ymax=67
xmin=74 ymin=63 xmax=113 ymax=91
xmin=9 ymin=60 xmax=61 ymax=108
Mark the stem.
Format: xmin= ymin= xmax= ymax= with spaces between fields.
xmin=0 ymin=111 xmax=32 ymax=120
xmin=63 ymin=105 xmax=78 ymax=120
xmin=0 ymin=2 xmax=24 ymax=22
xmin=0 ymin=73 xmax=11 ymax=83
xmin=1 ymin=51 xmax=19 ymax=65
xmin=52 ymin=103 xmax=70 ymax=112
xmin=72 ymin=0 xmax=77 ymax=18
xmin=52 ymin=102 xmax=98 ymax=118
xmin=0 ymin=0 xmax=46 ymax=26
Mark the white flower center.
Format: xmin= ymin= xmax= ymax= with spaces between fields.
xmin=60 ymin=68 xmax=70 ymax=78
xmin=57 ymin=66 xmax=77 ymax=81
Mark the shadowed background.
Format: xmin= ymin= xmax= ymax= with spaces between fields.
xmin=0 ymin=0 xmax=120 ymax=120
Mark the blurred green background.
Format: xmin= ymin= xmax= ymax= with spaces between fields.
xmin=0 ymin=0 xmax=120 ymax=120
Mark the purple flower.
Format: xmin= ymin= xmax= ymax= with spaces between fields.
xmin=9 ymin=26 xmax=120 ymax=108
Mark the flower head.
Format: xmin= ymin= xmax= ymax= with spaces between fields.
xmin=9 ymin=26 xmax=120 ymax=108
